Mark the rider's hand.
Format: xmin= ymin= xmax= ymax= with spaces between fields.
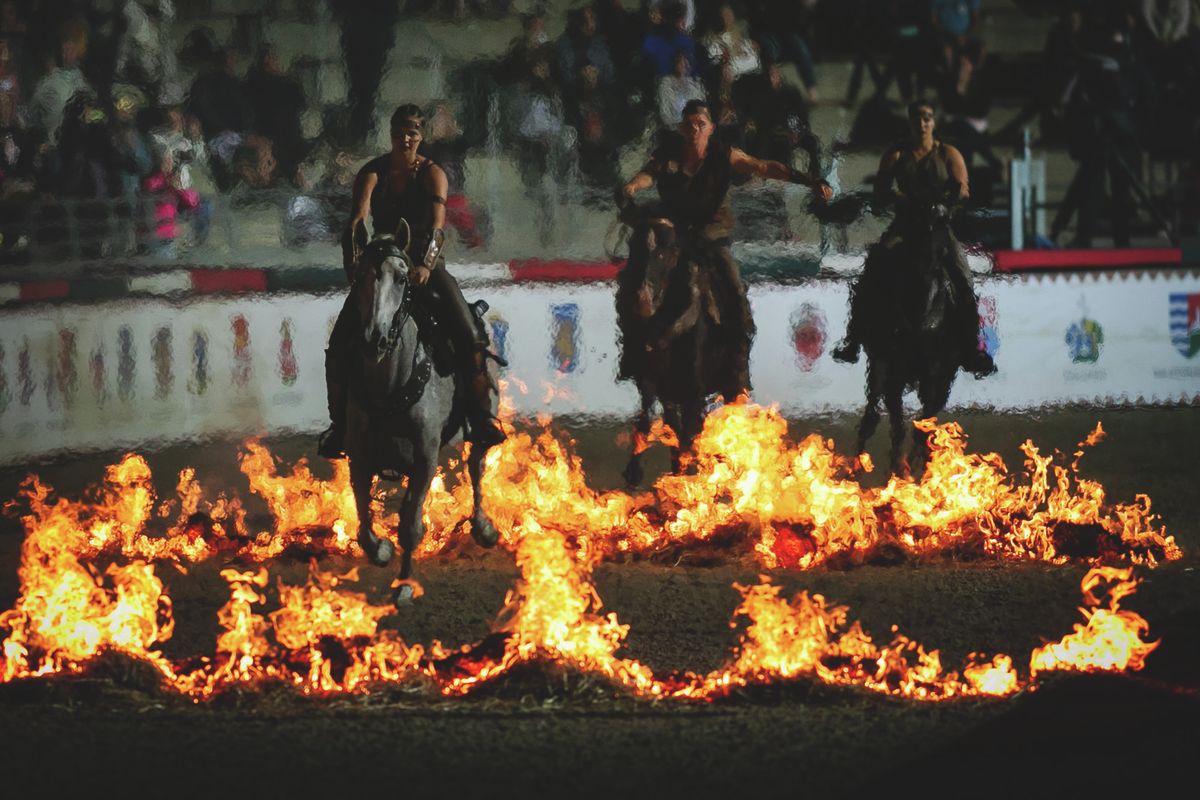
xmin=813 ymin=181 xmax=833 ymax=202
xmin=411 ymin=266 xmax=432 ymax=286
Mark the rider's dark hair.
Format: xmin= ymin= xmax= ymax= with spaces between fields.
xmin=391 ymin=104 xmax=425 ymax=133
xmin=681 ymin=99 xmax=712 ymax=121
xmin=907 ymin=99 xmax=937 ymax=119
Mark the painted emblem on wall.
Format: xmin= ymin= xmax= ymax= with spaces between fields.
xmin=232 ymin=315 xmax=252 ymax=387
xmin=1169 ymin=292 xmax=1200 ymax=359
xmin=57 ymin=329 xmax=78 ymax=407
xmin=18 ymin=338 xmax=32 ymax=407
xmin=978 ymin=295 xmax=999 ymax=358
xmin=90 ymin=343 xmax=107 ymax=407
xmin=117 ymin=326 xmax=135 ymax=402
xmin=1065 ymin=317 xmax=1103 ymax=364
xmin=190 ymin=329 xmax=209 ymax=396
xmin=789 ymin=303 xmax=827 ymax=372
xmin=153 ymin=326 xmax=173 ymax=399
xmin=550 ymin=303 xmax=581 ymax=374
xmin=278 ymin=319 xmax=298 ymax=386
xmin=488 ymin=313 xmax=510 ymax=373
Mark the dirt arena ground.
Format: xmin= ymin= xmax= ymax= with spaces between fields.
xmin=1 ymin=407 xmax=1197 ymax=798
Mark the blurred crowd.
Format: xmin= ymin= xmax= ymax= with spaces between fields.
xmin=0 ymin=0 xmax=1197 ymax=264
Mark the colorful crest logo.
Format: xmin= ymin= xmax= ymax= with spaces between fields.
xmin=488 ymin=313 xmax=510 ymax=372
xmin=117 ymin=326 xmax=136 ymax=402
xmin=1065 ymin=317 xmax=1103 ymax=364
xmin=789 ymin=303 xmax=827 ymax=372
xmin=153 ymin=326 xmax=173 ymax=399
xmin=1169 ymin=292 xmax=1200 ymax=359
xmin=278 ymin=319 xmax=298 ymax=386
xmin=190 ymin=329 xmax=209 ymax=396
xmin=550 ymin=303 xmax=581 ymax=374
xmin=977 ymin=295 xmax=999 ymax=358
xmin=232 ymin=315 xmax=252 ymax=387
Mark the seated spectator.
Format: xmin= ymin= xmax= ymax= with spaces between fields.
xmin=109 ymin=87 xmax=152 ymax=199
xmin=642 ymin=2 xmax=700 ymax=77
xmin=557 ymin=6 xmax=614 ymax=101
xmin=657 ymin=49 xmax=706 ymax=129
xmin=592 ymin=0 xmax=642 ymax=79
xmin=742 ymin=61 xmax=816 ymax=165
xmin=567 ymin=61 xmax=620 ymax=199
xmin=423 ymin=99 xmax=490 ymax=248
xmin=0 ymin=37 xmax=20 ymax=126
xmin=930 ymin=0 xmax=984 ymax=71
xmin=187 ymin=46 xmax=251 ymax=190
xmin=141 ymin=147 xmax=207 ymax=258
xmin=150 ymin=105 xmax=208 ymax=190
xmin=744 ymin=0 xmax=819 ymax=100
xmin=114 ymin=0 xmax=179 ymax=105
xmin=243 ymin=43 xmax=307 ymax=184
xmin=510 ymin=56 xmax=573 ymax=244
xmin=28 ymin=39 xmax=90 ymax=147
xmin=647 ymin=0 xmax=695 ymax=33
xmin=232 ymin=134 xmax=277 ymax=190
xmin=937 ymin=40 xmax=1000 ymax=198
xmin=703 ymin=4 xmax=762 ymax=86
xmin=499 ymin=11 xmax=552 ymax=85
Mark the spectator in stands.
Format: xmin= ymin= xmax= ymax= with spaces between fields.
xmin=114 ymin=0 xmax=179 ymax=105
xmin=937 ymin=37 xmax=1000 ymax=196
xmin=188 ymin=46 xmax=251 ymax=191
xmin=557 ymin=6 xmax=614 ymax=102
xmin=1140 ymin=0 xmax=1192 ymax=45
xmin=52 ymin=90 xmax=114 ymax=197
xmin=658 ymin=49 xmax=706 ymax=129
xmin=150 ymin=105 xmax=207 ymax=191
xmin=642 ymin=2 xmax=700 ymax=77
xmin=568 ymin=60 xmax=620 ymax=200
xmin=423 ymin=99 xmax=489 ymax=248
xmin=647 ymin=0 xmax=695 ymax=33
xmin=703 ymin=4 xmax=762 ymax=93
xmin=743 ymin=61 xmax=817 ymax=167
xmin=744 ymin=0 xmax=820 ymax=101
xmin=511 ymin=55 xmax=572 ymax=244
xmin=141 ymin=146 xmax=204 ymax=258
xmin=499 ymin=11 xmax=552 ymax=85
xmin=0 ymin=2 xmax=26 ymax=85
xmin=592 ymin=0 xmax=642 ymax=80
xmin=244 ymin=43 xmax=307 ymax=184
xmin=930 ymin=0 xmax=984 ymax=71
xmin=0 ymin=37 xmax=20 ymax=128
xmin=1060 ymin=20 xmax=1145 ymax=248
xmin=333 ymin=0 xmax=399 ymax=145
xmin=232 ymin=135 xmax=278 ymax=190
xmin=109 ymin=88 xmax=151 ymax=199
xmin=843 ymin=0 xmax=891 ymax=106
xmin=28 ymin=38 xmax=90 ymax=146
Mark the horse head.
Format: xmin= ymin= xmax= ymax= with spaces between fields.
xmin=635 ymin=217 xmax=679 ymax=318
xmin=354 ymin=218 xmax=415 ymax=361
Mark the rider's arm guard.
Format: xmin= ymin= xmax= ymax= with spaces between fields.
xmin=423 ymin=228 xmax=447 ymax=270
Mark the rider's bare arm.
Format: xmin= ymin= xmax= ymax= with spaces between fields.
xmin=729 ymin=148 xmax=832 ymax=199
xmin=621 ymin=170 xmax=656 ymax=200
xmin=349 ymin=164 xmax=377 ymax=234
xmin=873 ymin=149 xmax=901 ymax=207
xmin=944 ymin=144 xmax=970 ymax=201
xmin=426 ymin=162 xmax=449 ymax=231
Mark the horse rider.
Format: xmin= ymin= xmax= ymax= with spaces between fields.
xmin=319 ymin=104 xmax=506 ymax=458
xmin=831 ymin=99 xmax=997 ymax=378
xmin=616 ymin=98 xmax=833 ymax=400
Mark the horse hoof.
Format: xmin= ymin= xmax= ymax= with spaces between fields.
xmin=368 ymin=538 xmax=395 ymax=567
xmin=471 ymin=516 xmax=499 ymax=548
xmin=393 ymin=583 xmax=417 ymax=606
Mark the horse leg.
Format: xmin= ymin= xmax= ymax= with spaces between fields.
xmin=467 ymin=436 xmax=499 ymax=548
xmin=393 ymin=442 xmax=436 ymax=605
xmin=662 ymin=403 xmax=685 ymax=474
xmin=855 ymin=360 xmax=885 ymax=458
xmin=884 ymin=381 xmax=908 ymax=477
xmin=910 ymin=368 xmax=955 ymax=479
xmin=623 ymin=389 xmax=654 ymax=488
xmin=351 ymin=459 xmax=394 ymax=567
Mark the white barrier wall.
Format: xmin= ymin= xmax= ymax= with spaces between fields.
xmin=1 ymin=271 xmax=1198 ymax=464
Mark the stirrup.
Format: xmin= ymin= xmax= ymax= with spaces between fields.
xmin=468 ymin=417 xmax=506 ymax=450
xmin=483 ymin=348 xmax=508 ymax=368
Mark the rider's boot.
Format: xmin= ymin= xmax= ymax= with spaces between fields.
xmin=963 ymin=347 xmax=997 ymax=378
xmin=318 ymin=348 xmax=348 ymax=458
xmin=831 ymin=339 xmax=860 ymax=364
xmin=464 ymin=350 xmax=506 ymax=451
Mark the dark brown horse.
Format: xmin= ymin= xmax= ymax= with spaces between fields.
xmin=616 ymin=216 xmax=730 ymax=486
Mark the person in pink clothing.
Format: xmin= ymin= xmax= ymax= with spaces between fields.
xmin=141 ymin=147 xmax=210 ymax=258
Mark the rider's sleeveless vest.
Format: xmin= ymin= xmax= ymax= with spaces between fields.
xmin=892 ymin=140 xmax=954 ymax=214
xmin=366 ymin=155 xmax=436 ymax=257
xmin=652 ymin=133 xmax=735 ymax=240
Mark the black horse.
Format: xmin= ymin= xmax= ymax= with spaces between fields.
xmin=616 ymin=215 xmax=732 ymax=486
xmin=853 ymin=212 xmax=970 ymax=477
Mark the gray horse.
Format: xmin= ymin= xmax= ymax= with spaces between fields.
xmin=344 ymin=221 xmax=499 ymax=604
